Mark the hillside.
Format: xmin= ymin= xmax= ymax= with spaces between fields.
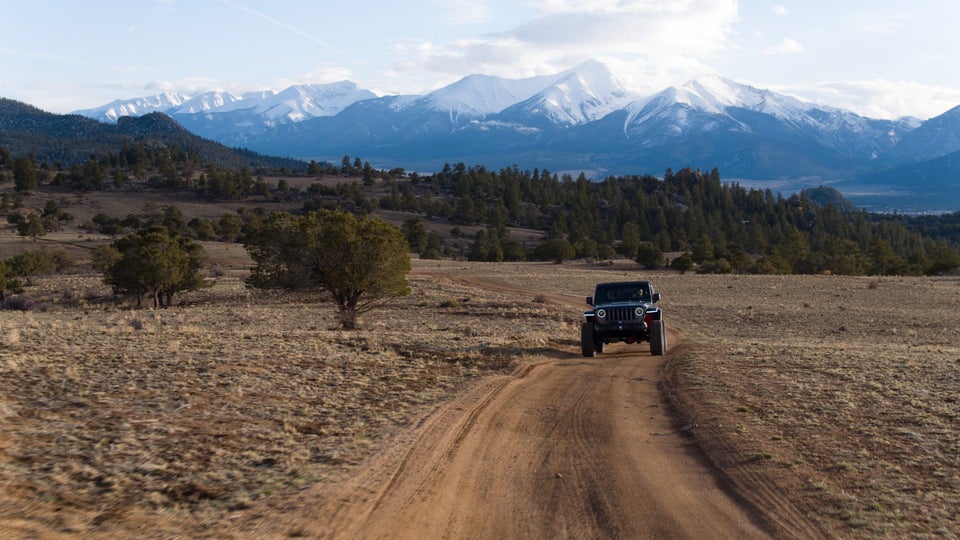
xmin=0 ymin=98 xmax=305 ymax=170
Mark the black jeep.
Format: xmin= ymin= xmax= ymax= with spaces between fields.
xmin=581 ymin=281 xmax=667 ymax=357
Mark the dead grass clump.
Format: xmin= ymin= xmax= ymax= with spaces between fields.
xmin=2 ymin=327 xmax=20 ymax=347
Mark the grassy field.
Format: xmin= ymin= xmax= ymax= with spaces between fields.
xmin=1 ymin=240 xmax=958 ymax=537
xmin=0 ymin=260 xmax=573 ymax=536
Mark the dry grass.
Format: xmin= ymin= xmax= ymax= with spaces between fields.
xmin=0 ymin=265 xmax=576 ymax=536
xmin=1 ymin=256 xmax=958 ymax=537
xmin=656 ymin=272 xmax=960 ymax=537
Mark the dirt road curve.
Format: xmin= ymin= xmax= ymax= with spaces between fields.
xmin=243 ymin=273 xmax=808 ymax=539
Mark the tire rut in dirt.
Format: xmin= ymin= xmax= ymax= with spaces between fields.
xmin=530 ymin=361 xmax=622 ymax=537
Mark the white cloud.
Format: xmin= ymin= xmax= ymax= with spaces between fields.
xmin=396 ymin=0 xmax=739 ymax=89
xmin=774 ymin=79 xmax=960 ymax=120
xmin=762 ymin=37 xmax=803 ymax=55
xmin=772 ymin=5 xmax=788 ymax=16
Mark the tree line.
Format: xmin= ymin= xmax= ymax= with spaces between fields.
xmin=370 ymin=164 xmax=959 ymax=275
xmin=3 ymin=141 xmax=960 ymax=277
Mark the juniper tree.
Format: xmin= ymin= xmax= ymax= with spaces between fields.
xmin=95 ymin=227 xmax=207 ymax=308
xmin=244 ymin=210 xmax=410 ymax=330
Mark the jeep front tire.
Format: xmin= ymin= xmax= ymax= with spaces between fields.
xmin=650 ymin=320 xmax=667 ymax=356
xmin=580 ymin=323 xmax=596 ymax=357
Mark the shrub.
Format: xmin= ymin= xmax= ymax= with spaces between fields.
xmin=2 ymin=295 xmax=35 ymax=311
xmin=670 ymin=252 xmax=694 ymax=274
xmin=697 ymin=258 xmax=733 ymax=274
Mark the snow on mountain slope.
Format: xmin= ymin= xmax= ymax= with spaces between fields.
xmin=251 ymin=82 xmax=377 ymax=123
xmin=882 ymin=105 xmax=960 ymax=164
xmin=69 ymin=59 xmax=953 ymax=177
xmin=424 ymin=73 xmax=557 ymax=117
xmin=619 ymin=75 xmax=910 ymax=159
xmin=171 ymin=91 xmax=245 ymax=114
xmin=625 ymin=75 xmax=809 ymax=128
xmin=685 ymin=75 xmax=809 ymax=118
xmin=73 ymin=82 xmax=375 ymax=124
xmin=74 ymin=92 xmax=191 ymax=123
xmin=502 ymin=60 xmax=639 ymax=126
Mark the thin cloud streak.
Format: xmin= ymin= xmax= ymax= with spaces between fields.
xmin=216 ymin=0 xmax=361 ymax=63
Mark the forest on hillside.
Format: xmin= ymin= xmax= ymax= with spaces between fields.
xmin=1 ymin=141 xmax=959 ymax=277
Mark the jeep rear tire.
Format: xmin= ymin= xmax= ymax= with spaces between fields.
xmin=580 ymin=323 xmax=596 ymax=357
xmin=650 ymin=320 xmax=667 ymax=356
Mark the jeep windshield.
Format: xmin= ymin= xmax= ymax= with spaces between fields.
xmin=594 ymin=283 xmax=651 ymax=303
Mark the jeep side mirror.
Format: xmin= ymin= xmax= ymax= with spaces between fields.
xmin=652 ymin=292 xmax=661 ymax=303
xmin=586 ymin=296 xmax=593 ymax=305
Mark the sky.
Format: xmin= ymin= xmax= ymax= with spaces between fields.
xmin=2 ymin=0 xmax=960 ymax=120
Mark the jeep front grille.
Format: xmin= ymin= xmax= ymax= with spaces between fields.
xmin=603 ymin=307 xmax=638 ymax=322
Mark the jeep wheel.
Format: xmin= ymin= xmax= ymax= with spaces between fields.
xmin=595 ymin=340 xmax=604 ymax=354
xmin=580 ymin=323 xmax=596 ymax=357
xmin=650 ymin=320 xmax=667 ymax=356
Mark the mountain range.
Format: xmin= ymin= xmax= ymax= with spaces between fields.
xmin=57 ymin=60 xmax=960 ymax=213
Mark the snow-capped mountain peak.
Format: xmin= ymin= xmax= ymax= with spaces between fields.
xmin=75 ymin=92 xmax=191 ymax=123
xmin=679 ymin=75 xmax=809 ymax=118
xmin=252 ymin=82 xmax=376 ymax=123
xmin=625 ymin=74 xmax=816 ymax=129
xmin=504 ymin=60 xmax=640 ymax=125
xmin=72 ymin=82 xmax=377 ymax=124
xmin=426 ymin=74 xmax=540 ymax=117
xmin=171 ymin=91 xmax=245 ymax=115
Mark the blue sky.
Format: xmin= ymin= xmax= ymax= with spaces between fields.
xmin=2 ymin=0 xmax=959 ymax=119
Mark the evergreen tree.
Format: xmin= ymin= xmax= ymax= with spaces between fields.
xmin=16 ymin=213 xmax=46 ymax=241
xmin=618 ymin=222 xmax=640 ymax=259
xmin=867 ymin=237 xmax=905 ymax=275
xmin=244 ymin=210 xmax=411 ymax=329
xmin=402 ymin=216 xmax=429 ymax=254
xmin=12 ymin=157 xmax=38 ymax=193
xmin=96 ymin=227 xmax=208 ymax=308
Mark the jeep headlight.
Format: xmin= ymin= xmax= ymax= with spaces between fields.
xmin=596 ymin=308 xmax=606 ymax=320
xmin=634 ymin=307 xmax=644 ymax=317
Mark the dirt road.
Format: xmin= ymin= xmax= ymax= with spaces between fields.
xmin=240 ymin=273 xmax=815 ymax=539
